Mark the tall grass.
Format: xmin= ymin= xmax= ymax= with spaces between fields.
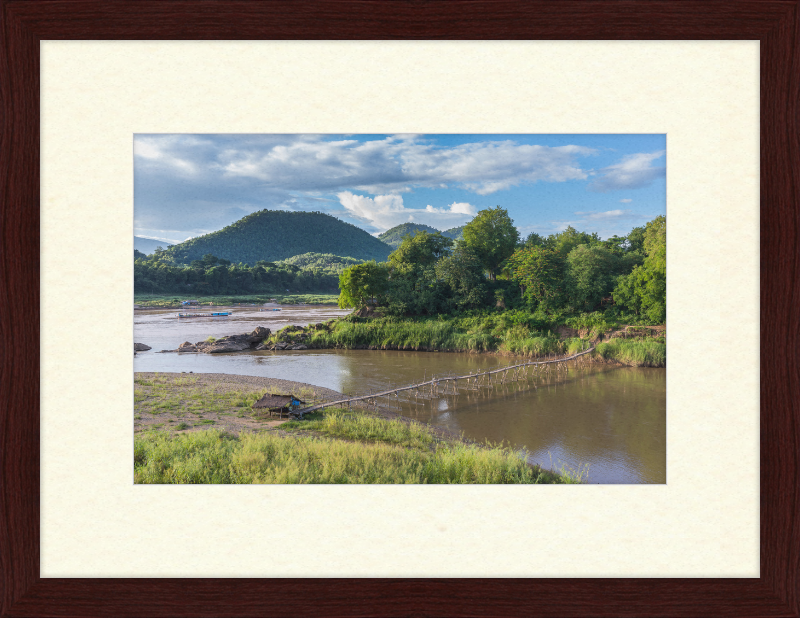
xmin=500 ymin=333 xmax=565 ymax=356
xmin=285 ymin=410 xmax=434 ymax=449
xmin=308 ymin=319 xmax=497 ymax=352
xmin=134 ymin=428 xmax=575 ymax=484
xmin=309 ymin=316 xmax=595 ymax=359
xmin=594 ymin=338 xmax=666 ymax=367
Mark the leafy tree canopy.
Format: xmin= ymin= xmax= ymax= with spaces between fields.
xmin=612 ymin=216 xmax=666 ymax=322
xmin=505 ymin=246 xmax=564 ymax=310
xmin=435 ymin=245 xmax=487 ymax=310
xmin=338 ymin=261 xmax=390 ymax=309
xmin=388 ymin=231 xmax=453 ymax=272
xmin=462 ymin=206 xmax=520 ymax=279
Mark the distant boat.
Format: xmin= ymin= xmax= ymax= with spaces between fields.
xmin=177 ymin=311 xmax=231 ymax=318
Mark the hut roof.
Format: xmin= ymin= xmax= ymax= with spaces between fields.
xmin=252 ymin=393 xmax=306 ymax=410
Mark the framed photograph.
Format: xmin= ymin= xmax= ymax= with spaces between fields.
xmin=132 ymin=131 xmax=666 ymax=486
xmin=2 ymin=2 xmax=794 ymax=616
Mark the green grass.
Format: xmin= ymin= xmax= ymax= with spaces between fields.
xmin=594 ymin=338 xmax=666 ymax=367
xmin=301 ymin=315 xmax=594 ymax=359
xmin=175 ymin=422 xmax=189 ymax=430
xmin=133 ymin=427 xmax=575 ymax=484
xmin=283 ymin=410 xmax=434 ymax=450
xmin=134 ymin=382 xmax=264 ymax=417
xmin=305 ymin=318 xmax=499 ymax=352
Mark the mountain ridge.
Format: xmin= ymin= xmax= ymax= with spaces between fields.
xmin=160 ymin=210 xmax=392 ymax=265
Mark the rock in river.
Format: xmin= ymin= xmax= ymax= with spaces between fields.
xmin=134 ymin=343 xmax=151 ymax=352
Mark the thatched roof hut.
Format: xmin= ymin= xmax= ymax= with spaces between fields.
xmin=252 ymin=393 xmax=306 ymax=417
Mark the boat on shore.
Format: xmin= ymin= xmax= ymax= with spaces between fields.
xmin=177 ymin=311 xmax=232 ymax=318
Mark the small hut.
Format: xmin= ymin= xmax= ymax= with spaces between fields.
xmin=252 ymin=393 xmax=306 ymax=418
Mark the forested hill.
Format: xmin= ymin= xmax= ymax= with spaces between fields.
xmin=135 ymin=236 xmax=175 ymax=255
xmin=378 ymin=223 xmax=441 ymax=248
xmin=442 ymin=226 xmax=465 ymax=241
xmin=161 ymin=210 xmax=393 ymax=265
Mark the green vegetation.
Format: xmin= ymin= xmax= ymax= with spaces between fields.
xmin=462 ymin=206 xmax=520 ymax=280
xmin=338 ymin=208 xmax=665 ymax=329
xmin=134 ymin=411 xmax=583 ymax=484
xmin=611 ymin=216 xmax=666 ymax=322
xmin=378 ymin=223 xmax=442 ymax=248
xmin=277 ymin=252 xmax=365 ymax=272
xmin=378 ymin=223 xmax=467 ymax=250
xmin=135 ymin=250 xmax=347 ymax=296
xmin=441 ymin=225 xmax=465 ymax=242
xmin=134 ymin=376 xmax=261 ymax=419
xmin=275 ymin=311 xmax=664 ymax=366
xmin=283 ymin=409 xmax=435 ymax=449
xmin=158 ymin=210 xmax=392 ymax=265
xmin=134 ymin=293 xmax=340 ymax=307
xmin=594 ymin=338 xmax=666 ymax=367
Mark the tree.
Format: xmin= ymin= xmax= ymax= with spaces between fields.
xmin=564 ymin=244 xmax=622 ymax=311
xmin=523 ymin=231 xmax=548 ymax=249
xmin=338 ymin=261 xmax=389 ymax=308
xmin=462 ymin=206 xmax=520 ymax=280
xmin=549 ymin=226 xmax=600 ymax=257
xmin=505 ymin=246 xmax=564 ymax=310
xmin=435 ymin=245 xmax=487 ymax=310
xmin=387 ymin=231 xmax=453 ymax=272
xmin=612 ymin=216 xmax=666 ymax=322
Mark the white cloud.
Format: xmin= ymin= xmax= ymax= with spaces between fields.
xmin=620 ymin=198 xmax=632 ymax=203
xmin=214 ymin=137 xmax=595 ymax=196
xmin=134 ymin=136 xmax=198 ymax=174
xmin=589 ymin=151 xmax=666 ymax=192
xmin=337 ymin=192 xmax=476 ymax=233
xmin=574 ymin=209 xmax=631 ymax=221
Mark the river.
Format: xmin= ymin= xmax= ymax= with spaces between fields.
xmin=134 ymin=305 xmax=666 ymax=484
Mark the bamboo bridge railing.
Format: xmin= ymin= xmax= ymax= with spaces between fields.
xmin=292 ymin=345 xmax=596 ymax=418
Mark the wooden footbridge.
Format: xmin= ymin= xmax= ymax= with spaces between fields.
xmin=292 ymin=345 xmax=596 ymax=418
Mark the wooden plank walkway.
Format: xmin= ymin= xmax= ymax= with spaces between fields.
xmin=293 ymin=345 xmax=596 ymax=418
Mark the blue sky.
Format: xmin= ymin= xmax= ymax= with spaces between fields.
xmin=134 ymin=134 xmax=666 ymax=244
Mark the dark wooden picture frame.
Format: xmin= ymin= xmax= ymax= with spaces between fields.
xmin=1 ymin=2 xmax=797 ymax=616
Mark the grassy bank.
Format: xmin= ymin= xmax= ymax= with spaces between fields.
xmin=134 ymin=293 xmax=339 ymax=308
xmin=134 ymin=374 xmax=582 ymax=483
xmin=134 ymin=411 xmax=581 ymax=484
xmin=269 ymin=312 xmax=666 ymax=367
xmin=594 ymin=338 xmax=666 ymax=367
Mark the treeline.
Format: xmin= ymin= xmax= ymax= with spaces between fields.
xmin=134 ymin=251 xmax=363 ymax=295
xmin=338 ymin=207 xmax=666 ymax=324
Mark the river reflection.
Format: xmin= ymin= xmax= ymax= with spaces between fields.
xmin=134 ymin=306 xmax=666 ymax=484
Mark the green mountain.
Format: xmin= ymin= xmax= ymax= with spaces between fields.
xmin=378 ymin=223 xmax=442 ymax=248
xmin=442 ymin=226 xmax=465 ymax=241
xmin=161 ymin=210 xmax=392 ymax=265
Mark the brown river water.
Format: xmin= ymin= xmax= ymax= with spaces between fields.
xmin=134 ymin=305 xmax=666 ymax=483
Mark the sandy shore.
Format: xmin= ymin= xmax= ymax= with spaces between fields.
xmin=134 ymin=372 xmax=347 ymax=435
xmin=133 ymin=371 xmax=474 ymax=446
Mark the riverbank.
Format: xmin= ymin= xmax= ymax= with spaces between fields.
xmin=134 ymin=372 xmax=582 ymax=484
xmin=264 ymin=315 xmax=666 ymax=367
xmin=134 ymin=293 xmax=340 ymax=308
